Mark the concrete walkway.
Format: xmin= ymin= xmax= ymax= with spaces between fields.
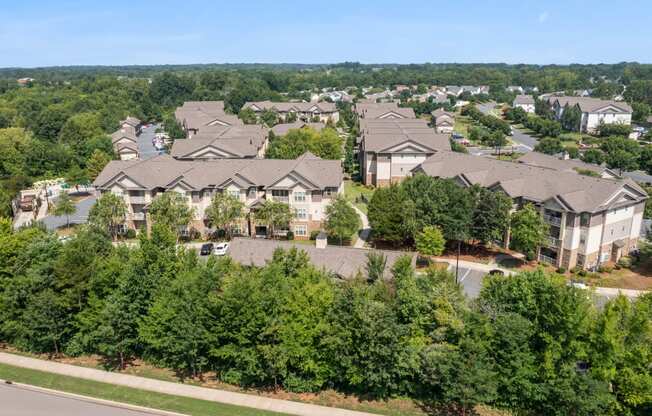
xmin=0 ymin=352 xmax=376 ymax=416
xmin=352 ymin=206 xmax=370 ymax=249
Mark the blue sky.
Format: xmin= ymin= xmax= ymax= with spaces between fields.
xmin=1 ymin=0 xmax=651 ymax=67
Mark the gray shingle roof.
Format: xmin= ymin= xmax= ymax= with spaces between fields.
xmin=111 ymin=127 xmax=137 ymax=144
xmin=549 ymin=96 xmax=632 ymax=113
xmin=170 ymin=125 xmax=267 ymax=159
xmin=516 ymin=152 xmax=611 ymax=176
xmin=354 ymin=102 xmax=416 ymax=119
xmin=226 ymin=237 xmax=415 ymax=280
xmin=94 ymin=153 xmax=343 ymax=191
xmin=121 ymin=116 xmax=141 ymax=127
xmin=513 ymin=95 xmax=535 ymax=105
xmin=415 ymin=151 xmax=647 ymax=213
xmin=244 ymin=101 xmax=337 ymax=113
xmin=360 ymin=119 xmax=451 ymax=153
xmin=174 ymin=101 xmax=242 ymax=132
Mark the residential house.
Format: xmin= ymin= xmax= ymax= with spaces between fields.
xmin=120 ymin=116 xmax=142 ymax=135
xmin=242 ymin=101 xmax=339 ymax=124
xmin=512 ymin=95 xmax=536 ymax=113
xmin=431 ymin=109 xmax=455 ymax=134
xmin=507 ymin=86 xmax=524 ymax=94
xmin=548 ymin=96 xmax=632 ymax=133
xmin=355 ymin=102 xmax=416 ymax=120
xmin=445 ymin=85 xmax=463 ymax=97
xmin=271 ymin=121 xmax=325 ymax=136
xmin=227 ymin=237 xmax=415 ymax=280
xmin=111 ymin=127 xmax=139 ymax=160
xmin=359 ymin=118 xmax=451 ymax=186
xmin=92 ymin=152 xmax=343 ymax=239
xmin=174 ymin=101 xmax=242 ymax=137
xmin=170 ymin=125 xmax=269 ymax=160
xmin=413 ymin=151 xmax=647 ymax=270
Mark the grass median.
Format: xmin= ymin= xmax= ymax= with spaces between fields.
xmin=0 ymin=363 xmax=288 ymax=416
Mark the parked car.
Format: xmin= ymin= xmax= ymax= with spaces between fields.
xmin=488 ymin=269 xmax=504 ymax=276
xmin=214 ymin=242 xmax=229 ymax=256
xmin=200 ymin=243 xmax=214 ymax=256
xmin=567 ymin=280 xmax=588 ymax=290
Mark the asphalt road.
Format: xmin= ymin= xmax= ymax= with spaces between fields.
xmin=450 ymin=265 xmax=487 ymax=298
xmin=0 ymin=383 xmax=170 ymax=416
xmin=137 ymin=124 xmax=164 ymax=160
xmin=474 ymin=101 xmax=538 ymax=153
xmin=42 ymin=193 xmax=96 ymax=231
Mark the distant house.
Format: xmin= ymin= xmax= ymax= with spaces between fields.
xmin=445 ymin=85 xmax=463 ymax=97
xmin=17 ymin=77 xmax=34 ymax=86
xmin=170 ymin=125 xmax=269 ymax=160
xmin=242 ymin=101 xmax=339 ymax=124
xmin=359 ymin=118 xmax=450 ymax=186
xmin=111 ymin=127 xmax=139 ymax=160
xmin=120 ymin=116 xmax=142 ymax=135
xmin=516 ymin=152 xmax=618 ymax=179
xmin=271 ymin=121 xmax=325 ymax=136
xmin=354 ymin=102 xmax=416 ymax=119
xmin=547 ymin=96 xmax=632 ymax=133
xmin=507 ymin=86 xmax=524 ymax=94
xmin=174 ymin=101 xmax=242 ymax=137
xmin=431 ymin=109 xmax=455 ymax=134
xmin=513 ymin=95 xmax=536 ymax=113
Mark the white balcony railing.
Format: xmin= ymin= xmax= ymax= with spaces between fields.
xmin=546 ymin=236 xmax=561 ymax=247
xmin=539 ymin=254 xmax=557 ymax=265
xmin=543 ymin=214 xmax=562 ymax=226
xmin=132 ymin=212 xmax=145 ymax=221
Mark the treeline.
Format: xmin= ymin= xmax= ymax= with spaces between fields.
xmin=0 ymin=221 xmax=650 ymax=415
xmin=504 ymin=106 xmax=562 ymax=137
xmin=461 ymin=105 xmax=511 ymax=135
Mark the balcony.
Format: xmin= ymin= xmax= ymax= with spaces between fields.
xmin=129 ymin=195 xmax=147 ymax=204
xmin=543 ymin=214 xmax=562 ymax=226
xmin=546 ymin=236 xmax=561 ymax=247
xmin=539 ymin=254 xmax=557 ymax=265
xmin=272 ymin=196 xmax=289 ymax=203
xmin=132 ymin=212 xmax=145 ymax=221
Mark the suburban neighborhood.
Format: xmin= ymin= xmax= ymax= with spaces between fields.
xmin=1 ymin=2 xmax=652 ymax=416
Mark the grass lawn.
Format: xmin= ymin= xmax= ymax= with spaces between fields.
xmin=453 ymin=114 xmax=473 ymax=136
xmin=0 ymin=363 xmax=287 ymax=416
xmin=344 ymin=180 xmax=374 ymax=214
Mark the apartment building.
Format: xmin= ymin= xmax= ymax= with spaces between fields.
xmin=355 ymin=102 xmax=416 ymax=119
xmin=111 ymin=126 xmax=139 ymax=160
xmin=120 ymin=116 xmax=142 ymax=135
xmin=242 ymin=101 xmax=339 ymax=124
xmin=174 ymin=101 xmax=242 ymax=137
xmin=547 ymin=96 xmax=632 ymax=133
xmin=170 ymin=125 xmax=269 ymax=159
xmin=431 ymin=109 xmax=455 ymax=134
xmin=359 ymin=118 xmax=450 ymax=186
xmin=92 ymin=152 xmax=343 ymax=239
xmin=271 ymin=121 xmax=325 ymax=136
xmin=413 ymin=151 xmax=647 ymax=270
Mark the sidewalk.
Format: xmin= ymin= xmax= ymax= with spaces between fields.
xmin=352 ymin=206 xmax=370 ymax=249
xmin=0 ymin=352 xmax=376 ymax=416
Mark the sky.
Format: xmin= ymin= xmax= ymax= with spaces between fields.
xmin=1 ymin=0 xmax=651 ymax=67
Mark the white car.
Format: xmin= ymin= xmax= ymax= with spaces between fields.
xmin=213 ymin=242 xmax=229 ymax=256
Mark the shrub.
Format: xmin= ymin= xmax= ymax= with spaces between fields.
xmin=597 ymin=264 xmax=614 ymax=273
xmin=617 ymin=256 xmax=632 ymax=268
xmin=124 ymin=228 xmax=137 ymax=239
xmin=570 ymin=266 xmax=582 ymax=274
xmin=286 ymin=230 xmax=294 ymax=240
xmin=309 ymin=230 xmax=320 ymax=240
xmin=556 ymin=267 xmax=566 ymax=274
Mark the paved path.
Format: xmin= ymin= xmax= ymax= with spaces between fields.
xmin=0 ymin=382 xmax=184 ymax=416
xmin=352 ymin=206 xmax=370 ymax=249
xmin=0 ymin=353 xmax=376 ymax=416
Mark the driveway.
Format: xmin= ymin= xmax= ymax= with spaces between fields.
xmin=352 ymin=205 xmax=370 ymax=249
xmin=137 ymin=124 xmax=164 ymax=160
xmin=0 ymin=382 xmax=179 ymax=416
xmin=42 ymin=194 xmax=96 ymax=231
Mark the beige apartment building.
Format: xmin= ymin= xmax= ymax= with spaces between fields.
xmin=242 ymin=101 xmax=339 ymax=124
xmin=174 ymin=101 xmax=242 ymax=137
xmin=414 ymin=151 xmax=647 ymax=270
xmin=92 ymin=153 xmax=343 ymax=239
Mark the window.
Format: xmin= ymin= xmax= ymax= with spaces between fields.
xmin=228 ymin=189 xmax=240 ymax=199
xmin=295 ymin=208 xmax=308 ymax=219
xmin=232 ymin=223 xmax=242 ymax=236
xmin=580 ymin=213 xmax=591 ymax=227
xmin=294 ymin=224 xmax=307 ymax=236
xmin=294 ymin=191 xmax=306 ymax=202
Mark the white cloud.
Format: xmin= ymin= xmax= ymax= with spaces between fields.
xmin=538 ymin=11 xmax=549 ymax=23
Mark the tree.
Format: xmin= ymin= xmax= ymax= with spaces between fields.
xmin=488 ymin=130 xmax=508 ymax=155
xmin=163 ymin=115 xmax=185 ymax=139
xmin=509 ymin=203 xmax=548 ymax=260
xmin=365 ymin=251 xmax=387 ymax=283
xmin=58 ymin=113 xmax=104 ymax=153
xmin=88 ymin=193 xmax=127 ymax=241
xmin=52 ymin=193 xmax=77 ymax=228
xmin=534 ymin=137 xmax=564 ymax=155
xmin=368 ymin=185 xmax=416 ymax=245
xmin=560 ymin=104 xmax=582 ymax=131
xmin=238 ymin=107 xmax=257 ymax=124
xmin=415 ymin=226 xmax=446 ymax=256
xmin=266 ymin=127 xmax=342 ymax=160
xmin=470 ymin=187 xmax=512 ymax=246
xmin=148 ymin=192 xmax=195 ymax=239
xmin=204 ymin=192 xmax=244 ymax=238
xmin=639 ymin=146 xmax=652 ymax=175
xmin=255 ymin=200 xmax=293 ymax=238
xmin=601 ymin=136 xmax=641 ymax=174
xmin=325 ymin=195 xmax=361 ymax=245
xmin=582 ymin=148 xmax=605 ymax=165
xmin=86 ymin=149 xmax=112 ymax=180
xmin=260 ymin=109 xmax=279 ymax=127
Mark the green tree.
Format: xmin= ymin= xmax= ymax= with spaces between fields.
xmin=509 ymin=203 xmax=548 ymax=260
xmin=86 ymin=149 xmax=112 ymax=180
xmin=238 ymin=107 xmax=257 ymax=124
xmin=52 ymin=193 xmax=77 ymax=228
xmin=260 ymin=109 xmax=279 ymax=126
xmin=255 ymin=200 xmax=293 ymax=238
xmin=534 ymin=137 xmax=564 ymax=155
xmin=88 ymin=193 xmax=127 ymax=241
xmin=368 ymin=185 xmax=416 ymax=245
xmin=415 ymin=226 xmax=446 ymax=256
xmin=148 ymin=192 xmax=195 ymax=239
xmin=58 ymin=112 xmax=104 ymax=153
xmin=266 ymin=127 xmax=342 ymax=160
xmin=365 ymin=251 xmax=387 ymax=283
xmin=601 ymin=137 xmax=641 ymax=174
xmin=560 ymin=104 xmax=582 ymax=131
xmin=470 ymin=187 xmax=512 ymax=246
xmin=582 ymin=148 xmax=605 ymax=165
xmin=204 ymin=192 xmax=244 ymax=238
xmin=325 ymin=195 xmax=361 ymax=245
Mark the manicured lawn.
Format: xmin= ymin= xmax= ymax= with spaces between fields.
xmin=0 ymin=363 xmax=288 ymax=416
xmin=344 ymin=180 xmax=374 ymax=214
xmin=453 ymin=114 xmax=473 ymax=136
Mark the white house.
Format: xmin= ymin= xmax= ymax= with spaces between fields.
xmin=548 ymin=97 xmax=632 ymax=133
xmin=513 ymin=95 xmax=535 ymax=113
